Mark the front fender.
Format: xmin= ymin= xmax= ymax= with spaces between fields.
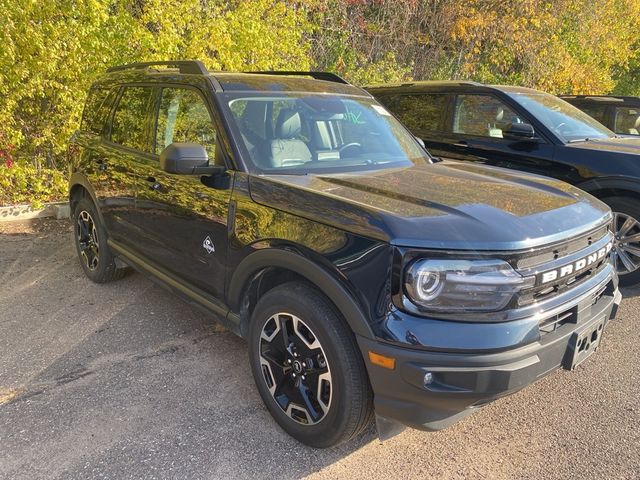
xmin=227 ymin=247 xmax=375 ymax=339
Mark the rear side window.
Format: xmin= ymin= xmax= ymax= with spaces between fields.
xmin=614 ymin=106 xmax=640 ymax=135
xmin=453 ymin=94 xmax=523 ymax=139
xmin=81 ymin=87 xmax=115 ymax=135
xmin=155 ymin=87 xmax=219 ymax=162
xmin=379 ymin=94 xmax=448 ymax=135
xmin=110 ymin=86 xmax=154 ymax=151
xmin=578 ymin=104 xmax=608 ymax=125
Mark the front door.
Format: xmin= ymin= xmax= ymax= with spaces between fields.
xmin=439 ymin=94 xmax=557 ymax=177
xmin=134 ymin=86 xmax=232 ymax=299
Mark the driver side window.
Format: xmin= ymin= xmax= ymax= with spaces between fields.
xmin=155 ymin=87 xmax=220 ymax=163
xmin=453 ymin=95 xmax=522 ymax=139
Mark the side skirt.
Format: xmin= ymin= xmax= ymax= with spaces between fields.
xmin=108 ymin=239 xmax=242 ymax=336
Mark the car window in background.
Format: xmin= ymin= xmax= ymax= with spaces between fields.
xmin=508 ymin=92 xmax=614 ymax=142
xmin=577 ymin=103 xmax=608 ymax=125
xmin=614 ymin=106 xmax=640 ymax=135
xmin=379 ymin=94 xmax=448 ymax=136
xmin=110 ymin=86 xmax=154 ymax=151
xmin=156 ymin=87 xmax=219 ymax=162
xmin=453 ymin=95 xmax=522 ymax=139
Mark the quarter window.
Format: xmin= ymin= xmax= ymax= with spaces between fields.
xmin=110 ymin=86 xmax=154 ymax=151
xmin=453 ymin=95 xmax=523 ymax=139
xmin=156 ymin=88 xmax=218 ymax=162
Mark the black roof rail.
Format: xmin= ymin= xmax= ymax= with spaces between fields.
xmin=107 ymin=61 xmax=208 ymax=75
xmin=246 ymin=71 xmax=350 ymax=85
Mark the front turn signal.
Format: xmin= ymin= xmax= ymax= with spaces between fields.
xmin=368 ymin=351 xmax=396 ymax=370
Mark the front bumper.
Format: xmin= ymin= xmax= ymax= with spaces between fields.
xmin=358 ymin=273 xmax=621 ymax=434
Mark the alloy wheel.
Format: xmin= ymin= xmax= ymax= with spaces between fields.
xmin=612 ymin=211 xmax=640 ymax=276
xmin=258 ymin=313 xmax=332 ymax=425
xmin=76 ymin=210 xmax=100 ymax=271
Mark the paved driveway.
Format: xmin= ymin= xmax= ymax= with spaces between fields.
xmin=1 ymin=219 xmax=638 ymax=480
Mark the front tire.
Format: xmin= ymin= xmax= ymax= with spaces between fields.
xmin=72 ymin=197 xmax=126 ymax=283
xmin=248 ymin=282 xmax=373 ymax=448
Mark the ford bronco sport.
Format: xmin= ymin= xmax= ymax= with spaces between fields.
xmin=69 ymin=62 xmax=620 ymax=448
xmin=369 ymin=81 xmax=640 ymax=286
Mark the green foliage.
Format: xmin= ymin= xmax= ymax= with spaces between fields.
xmin=1 ymin=0 xmax=639 ymax=209
xmin=0 ymin=162 xmax=67 ymax=208
xmin=0 ymin=0 xmax=313 ymax=172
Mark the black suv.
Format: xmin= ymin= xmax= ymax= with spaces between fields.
xmin=69 ymin=62 xmax=620 ymax=448
xmin=560 ymin=95 xmax=640 ymax=137
xmin=368 ymin=81 xmax=640 ymax=285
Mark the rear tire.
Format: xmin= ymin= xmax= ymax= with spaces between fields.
xmin=602 ymin=196 xmax=640 ymax=287
xmin=72 ymin=197 xmax=126 ymax=283
xmin=248 ymin=282 xmax=373 ymax=448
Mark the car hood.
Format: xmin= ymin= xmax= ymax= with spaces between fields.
xmin=249 ymin=161 xmax=611 ymax=250
xmin=565 ymin=136 xmax=640 ymax=154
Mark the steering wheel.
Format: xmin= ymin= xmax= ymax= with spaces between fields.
xmin=339 ymin=142 xmax=362 ymax=156
xmin=554 ymin=122 xmax=569 ymax=135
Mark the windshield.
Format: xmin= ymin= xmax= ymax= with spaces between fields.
xmin=507 ymin=91 xmax=614 ymax=142
xmin=221 ymin=94 xmax=430 ymax=173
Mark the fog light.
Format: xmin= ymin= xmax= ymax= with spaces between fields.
xmin=423 ymin=372 xmax=434 ymax=387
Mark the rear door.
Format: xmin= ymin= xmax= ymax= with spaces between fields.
xmin=377 ymin=93 xmax=453 ymax=158
xmin=133 ymin=85 xmax=232 ymax=299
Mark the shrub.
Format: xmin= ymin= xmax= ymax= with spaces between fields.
xmin=0 ymin=161 xmax=67 ymax=209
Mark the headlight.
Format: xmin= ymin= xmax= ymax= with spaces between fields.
xmin=404 ymin=258 xmax=535 ymax=313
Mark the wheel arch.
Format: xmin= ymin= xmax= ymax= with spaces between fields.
xmin=575 ymin=177 xmax=640 ymax=202
xmin=228 ymin=248 xmax=374 ymax=340
xmin=69 ymin=173 xmax=105 ymax=224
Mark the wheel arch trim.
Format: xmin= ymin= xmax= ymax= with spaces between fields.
xmin=227 ymin=248 xmax=374 ymax=339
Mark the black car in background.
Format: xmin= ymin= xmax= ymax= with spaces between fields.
xmin=369 ymin=81 xmax=640 ymax=285
xmin=560 ymin=95 xmax=640 ymax=137
xmin=68 ymin=63 xmax=620 ymax=447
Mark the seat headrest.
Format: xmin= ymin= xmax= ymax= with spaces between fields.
xmin=241 ymin=101 xmax=268 ymax=140
xmin=635 ymin=115 xmax=640 ymax=129
xmin=495 ymin=107 xmax=504 ymax=122
xmin=276 ymin=109 xmax=302 ymax=139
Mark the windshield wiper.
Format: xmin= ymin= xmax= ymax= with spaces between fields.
xmin=567 ymin=137 xmax=591 ymax=143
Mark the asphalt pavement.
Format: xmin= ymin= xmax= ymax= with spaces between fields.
xmin=0 ymin=219 xmax=638 ymax=480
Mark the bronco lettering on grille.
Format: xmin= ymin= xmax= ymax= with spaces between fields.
xmin=540 ymin=242 xmax=613 ymax=284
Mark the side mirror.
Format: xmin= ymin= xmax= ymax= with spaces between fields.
xmin=503 ymin=123 xmax=536 ymax=141
xmin=159 ymin=143 xmax=225 ymax=175
xmin=414 ymin=136 xmax=426 ymax=149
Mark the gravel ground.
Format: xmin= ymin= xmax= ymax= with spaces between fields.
xmin=0 ymin=219 xmax=638 ymax=480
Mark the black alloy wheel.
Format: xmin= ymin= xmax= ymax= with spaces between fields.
xmin=76 ymin=210 xmax=100 ymax=271
xmin=258 ymin=312 xmax=332 ymax=425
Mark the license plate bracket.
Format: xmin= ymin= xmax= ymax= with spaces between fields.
xmin=563 ymin=318 xmax=606 ymax=370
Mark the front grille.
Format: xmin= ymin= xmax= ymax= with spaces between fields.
xmin=516 ymin=225 xmax=609 ymax=270
xmin=516 ymin=228 xmax=614 ymax=309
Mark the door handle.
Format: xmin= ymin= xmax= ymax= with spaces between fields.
xmin=146 ymin=176 xmax=162 ymax=191
xmin=93 ymin=158 xmax=107 ymax=171
xmin=453 ymin=141 xmax=469 ymax=148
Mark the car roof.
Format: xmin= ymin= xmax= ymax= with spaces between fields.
xmin=560 ymin=95 xmax=640 ymax=105
xmin=365 ymin=80 xmax=543 ymax=96
xmin=92 ymin=62 xmax=369 ymax=97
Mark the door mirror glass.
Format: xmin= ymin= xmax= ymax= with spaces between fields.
xmin=160 ymin=143 xmax=224 ymax=175
xmin=503 ymin=123 xmax=536 ymax=141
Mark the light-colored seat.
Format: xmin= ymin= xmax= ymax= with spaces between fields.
xmin=270 ymin=109 xmax=312 ymax=167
